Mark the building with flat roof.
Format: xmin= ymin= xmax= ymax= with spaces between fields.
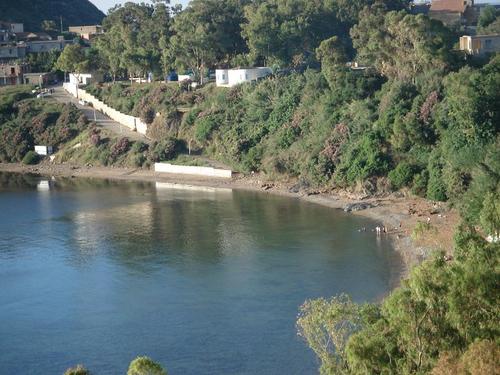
xmin=216 ymin=67 xmax=272 ymax=87
xmin=0 ymin=44 xmax=26 ymax=60
xmin=0 ymin=62 xmax=29 ymax=86
xmin=460 ymin=34 xmax=500 ymax=55
xmin=429 ymin=0 xmax=477 ymax=26
xmin=68 ymin=25 xmax=103 ymax=40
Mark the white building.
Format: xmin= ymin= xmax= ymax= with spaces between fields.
xmin=34 ymin=145 xmax=53 ymax=156
xmin=459 ymin=34 xmax=500 ymax=56
xmin=216 ymin=67 xmax=272 ymax=87
xmin=69 ymin=73 xmax=102 ymax=86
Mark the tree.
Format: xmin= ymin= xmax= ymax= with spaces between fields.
xmin=97 ymin=1 xmax=173 ymax=80
xmin=242 ymin=0 xmax=343 ymax=66
xmin=297 ymin=294 xmax=376 ymax=374
xmin=41 ymin=19 xmax=57 ymax=33
xmin=127 ymin=356 xmax=167 ymax=375
xmin=351 ymin=10 xmax=453 ymax=82
xmin=55 ymin=44 xmax=89 ymax=87
xmin=167 ymin=0 xmax=248 ymax=82
xmin=478 ymin=5 xmax=499 ymax=29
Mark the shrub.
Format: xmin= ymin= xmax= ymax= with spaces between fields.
xmin=140 ymin=106 xmax=156 ymax=124
xmin=127 ymin=356 xmax=167 ymax=375
xmin=63 ymin=364 xmax=90 ymax=375
xmin=133 ymin=153 xmax=146 ymax=167
xmin=388 ymin=162 xmax=418 ymax=189
xmin=132 ymin=141 xmax=148 ymax=154
xmin=111 ymin=137 xmax=131 ymax=158
xmin=148 ymin=138 xmax=181 ymax=162
xmin=411 ymin=221 xmax=437 ymax=240
xmin=22 ymin=150 xmax=39 ymax=165
xmin=411 ymin=171 xmax=429 ymax=197
xmin=195 ymin=115 xmax=219 ymax=141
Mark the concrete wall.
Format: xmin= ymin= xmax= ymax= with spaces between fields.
xmin=155 ymin=163 xmax=232 ymax=178
xmin=216 ymin=67 xmax=272 ymax=87
xmin=63 ymin=82 xmax=149 ymax=135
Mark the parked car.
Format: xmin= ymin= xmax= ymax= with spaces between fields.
xmin=78 ymin=99 xmax=89 ymax=106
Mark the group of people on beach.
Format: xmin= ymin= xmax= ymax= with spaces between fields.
xmin=358 ymin=222 xmax=403 ymax=236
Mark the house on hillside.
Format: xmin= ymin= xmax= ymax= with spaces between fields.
xmin=216 ymin=67 xmax=272 ymax=87
xmin=460 ymin=34 xmax=500 ymax=55
xmin=23 ymin=72 xmax=55 ymax=86
xmin=0 ymin=22 xmax=23 ymax=33
xmin=0 ymin=44 xmax=26 ymax=60
xmin=429 ymin=0 xmax=477 ymax=26
xmin=68 ymin=25 xmax=103 ymax=40
xmin=24 ymin=36 xmax=71 ymax=53
xmin=69 ymin=72 xmax=103 ymax=86
xmin=0 ymin=62 xmax=29 ymax=86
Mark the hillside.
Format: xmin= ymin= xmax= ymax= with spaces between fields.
xmin=0 ymin=0 xmax=105 ymax=32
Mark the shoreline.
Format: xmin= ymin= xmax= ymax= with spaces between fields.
xmin=0 ymin=162 xmax=459 ymax=286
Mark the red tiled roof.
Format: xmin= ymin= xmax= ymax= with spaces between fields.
xmin=430 ymin=0 xmax=469 ymax=13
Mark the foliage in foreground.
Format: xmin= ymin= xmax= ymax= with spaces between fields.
xmin=297 ymin=229 xmax=499 ymax=374
xmin=63 ymin=364 xmax=90 ymax=375
xmin=127 ymin=356 xmax=167 ymax=375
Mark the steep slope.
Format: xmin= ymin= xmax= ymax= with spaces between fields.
xmin=0 ymin=0 xmax=105 ymax=32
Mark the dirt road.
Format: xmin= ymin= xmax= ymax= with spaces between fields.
xmin=51 ymin=85 xmax=149 ymax=143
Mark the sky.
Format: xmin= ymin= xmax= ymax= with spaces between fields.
xmin=90 ymin=0 xmax=189 ymax=14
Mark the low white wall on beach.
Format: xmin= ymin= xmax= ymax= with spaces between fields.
xmin=63 ymin=83 xmax=149 ymax=135
xmin=154 ymin=163 xmax=232 ymax=178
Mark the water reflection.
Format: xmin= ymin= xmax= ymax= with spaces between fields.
xmin=0 ymin=172 xmax=403 ymax=375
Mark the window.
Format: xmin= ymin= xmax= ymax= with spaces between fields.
xmin=485 ymin=39 xmax=492 ymax=49
xmin=10 ymin=67 xmax=15 ymax=74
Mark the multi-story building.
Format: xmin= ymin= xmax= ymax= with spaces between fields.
xmin=429 ymin=0 xmax=477 ymax=26
xmin=0 ymin=62 xmax=29 ymax=86
xmin=25 ymin=37 xmax=71 ymax=53
xmin=68 ymin=25 xmax=103 ymax=40
xmin=460 ymin=34 xmax=500 ymax=55
xmin=0 ymin=44 xmax=26 ymax=60
xmin=0 ymin=22 xmax=24 ymax=33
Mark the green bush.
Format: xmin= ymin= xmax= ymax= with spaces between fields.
xmin=149 ymin=138 xmax=182 ymax=162
xmin=63 ymin=364 xmax=90 ymax=375
xmin=22 ymin=151 xmax=39 ymax=165
xmin=411 ymin=171 xmax=429 ymax=197
xmin=127 ymin=356 xmax=167 ymax=375
xmin=388 ymin=162 xmax=418 ymax=189
xmin=195 ymin=115 xmax=219 ymax=141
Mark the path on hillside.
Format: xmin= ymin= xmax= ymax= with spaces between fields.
xmin=51 ymin=85 xmax=149 ymax=143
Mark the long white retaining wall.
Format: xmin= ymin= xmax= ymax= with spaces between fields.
xmin=63 ymin=82 xmax=149 ymax=135
xmin=155 ymin=163 xmax=232 ymax=178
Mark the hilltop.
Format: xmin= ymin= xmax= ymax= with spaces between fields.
xmin=0 ymin=0 xmax=105 ymax=31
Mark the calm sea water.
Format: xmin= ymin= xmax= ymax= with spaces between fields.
xmin=0 ymin=173 xmax=401 ymax=375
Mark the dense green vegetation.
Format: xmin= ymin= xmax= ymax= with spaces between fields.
xmin=0 ymin=0 xmax=104 ymax=32
xmin=0 ymin=86 xmax=154 ymax=168
xmin=0 ymin=86 xmax=87 ymax=163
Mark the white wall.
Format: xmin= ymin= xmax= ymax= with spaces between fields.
xmin=216 ymin=69 xmax=229 ymax=86
xmin=217 ymin=67 xmax=272 ymax=87
xmin=34 ymin=145 xmax=53 ymax=155
xmin=63 ymin=83 xmax=149 ymax=135
xmin=155 ymin=163 xmax=232 ymax=178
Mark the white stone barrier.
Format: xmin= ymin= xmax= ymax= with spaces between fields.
xmin=155 ymin=163 xmax=232 ymax=178
xmin=63 ymin=83 xmax=149 ymax=135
